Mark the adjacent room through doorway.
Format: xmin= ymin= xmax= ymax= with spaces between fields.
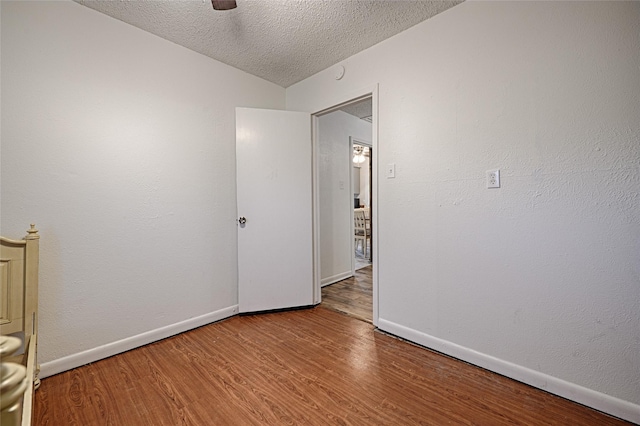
xmin=316 ymin=96 xmax=374 ymax=323
xmin=352 ymin=140 xmax=372 ymax=271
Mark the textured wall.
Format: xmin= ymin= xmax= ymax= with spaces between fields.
xmin=288 ymin=0 xmax=640 ymax=417
xmin=1 ymin=1 xmax=284 ymax=364
xmin=318 ymin=111 xmax=371 ymax=285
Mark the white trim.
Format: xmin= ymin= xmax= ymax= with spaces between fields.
xmin=349 ymin=137 xmax=356 ymax=277
xmin=305 ymin=85 xmax=377 ymax=119
xmin=377 ymin=318 xmax=640 ymax=424
xmin=40 ymin=305 xmax=238 ymax=378
xmin=321 ymin=271 xmax=353 ymax=287
xmin=311 ymin=115 xmax=322 ymax=305
xmin=370 ymin=86 xmax=379 ymax=327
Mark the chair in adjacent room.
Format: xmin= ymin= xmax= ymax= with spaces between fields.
xmin=354 ymin=209 xmax=370 ymax=259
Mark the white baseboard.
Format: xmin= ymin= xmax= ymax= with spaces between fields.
xmin=40 ymin=305 xmax=238 ymax=379
xmin=321 ymin=271 xmax=352 ymax=287
xmin=377 ymin=318 xmax=640 ymax=425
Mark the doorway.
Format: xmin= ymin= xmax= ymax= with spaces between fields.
xmin=351 ymin=139 xmax=372 ymax=272
xmin=314 ymin=95 xmax=375 ymax=323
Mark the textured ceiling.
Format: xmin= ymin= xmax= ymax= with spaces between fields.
xmin=74 ymin=0 xmax=463 ymax=88
xmin=340 ymin=97 xmax=373 ymax=122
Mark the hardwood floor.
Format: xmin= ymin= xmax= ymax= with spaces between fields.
xmin=34 ymin=306 xmax=631 ymax=425
xmin=321 ymin=265 xmax=372 ymax=323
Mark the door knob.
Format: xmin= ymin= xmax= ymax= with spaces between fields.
xmin=238 ymin=217 xmax=247 ymax=225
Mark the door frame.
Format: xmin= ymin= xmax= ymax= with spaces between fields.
xmin=350 ymin=137 xmax=372 ymax=276
xmin=310 ymin=84 xmax=379 ymax=327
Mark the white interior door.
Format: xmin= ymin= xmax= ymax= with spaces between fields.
xmin=236 ymin=107 xmax=313 ymax=313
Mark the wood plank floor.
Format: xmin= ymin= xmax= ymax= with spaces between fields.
xmin=34 ymin=306 xmax=631 ymax=425
xmin=321 ymin=265 xmax=372 ymax=323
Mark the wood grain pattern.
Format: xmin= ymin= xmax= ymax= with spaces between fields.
xmin=322 ymin=265 xmax=372 ymax=323
xmin=34 ymin=307 xmax=631 ymax=425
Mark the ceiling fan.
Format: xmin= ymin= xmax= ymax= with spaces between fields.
xmin=211 ymin=0 xmax=237 ymax=10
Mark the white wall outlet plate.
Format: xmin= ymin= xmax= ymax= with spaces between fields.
xmin=487 ymin=169 xmax=500 ymax=188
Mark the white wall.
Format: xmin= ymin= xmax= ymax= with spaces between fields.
xmin=1 ymin=1 xmax=284 ymax=372
xmin=288 ymin=1 xmax=640 ymax=422
xmin=318 ymin=111 xmax=371 ymax=285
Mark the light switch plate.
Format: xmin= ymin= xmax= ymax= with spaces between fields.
xmin=387 ymin=163 xmax=396 ymax=178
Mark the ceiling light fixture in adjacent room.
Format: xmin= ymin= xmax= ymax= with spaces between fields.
xmin=211 ymin=0 xmax=237 ymax=11
xmin=353 ymin=146 xmax=366 ymax=164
